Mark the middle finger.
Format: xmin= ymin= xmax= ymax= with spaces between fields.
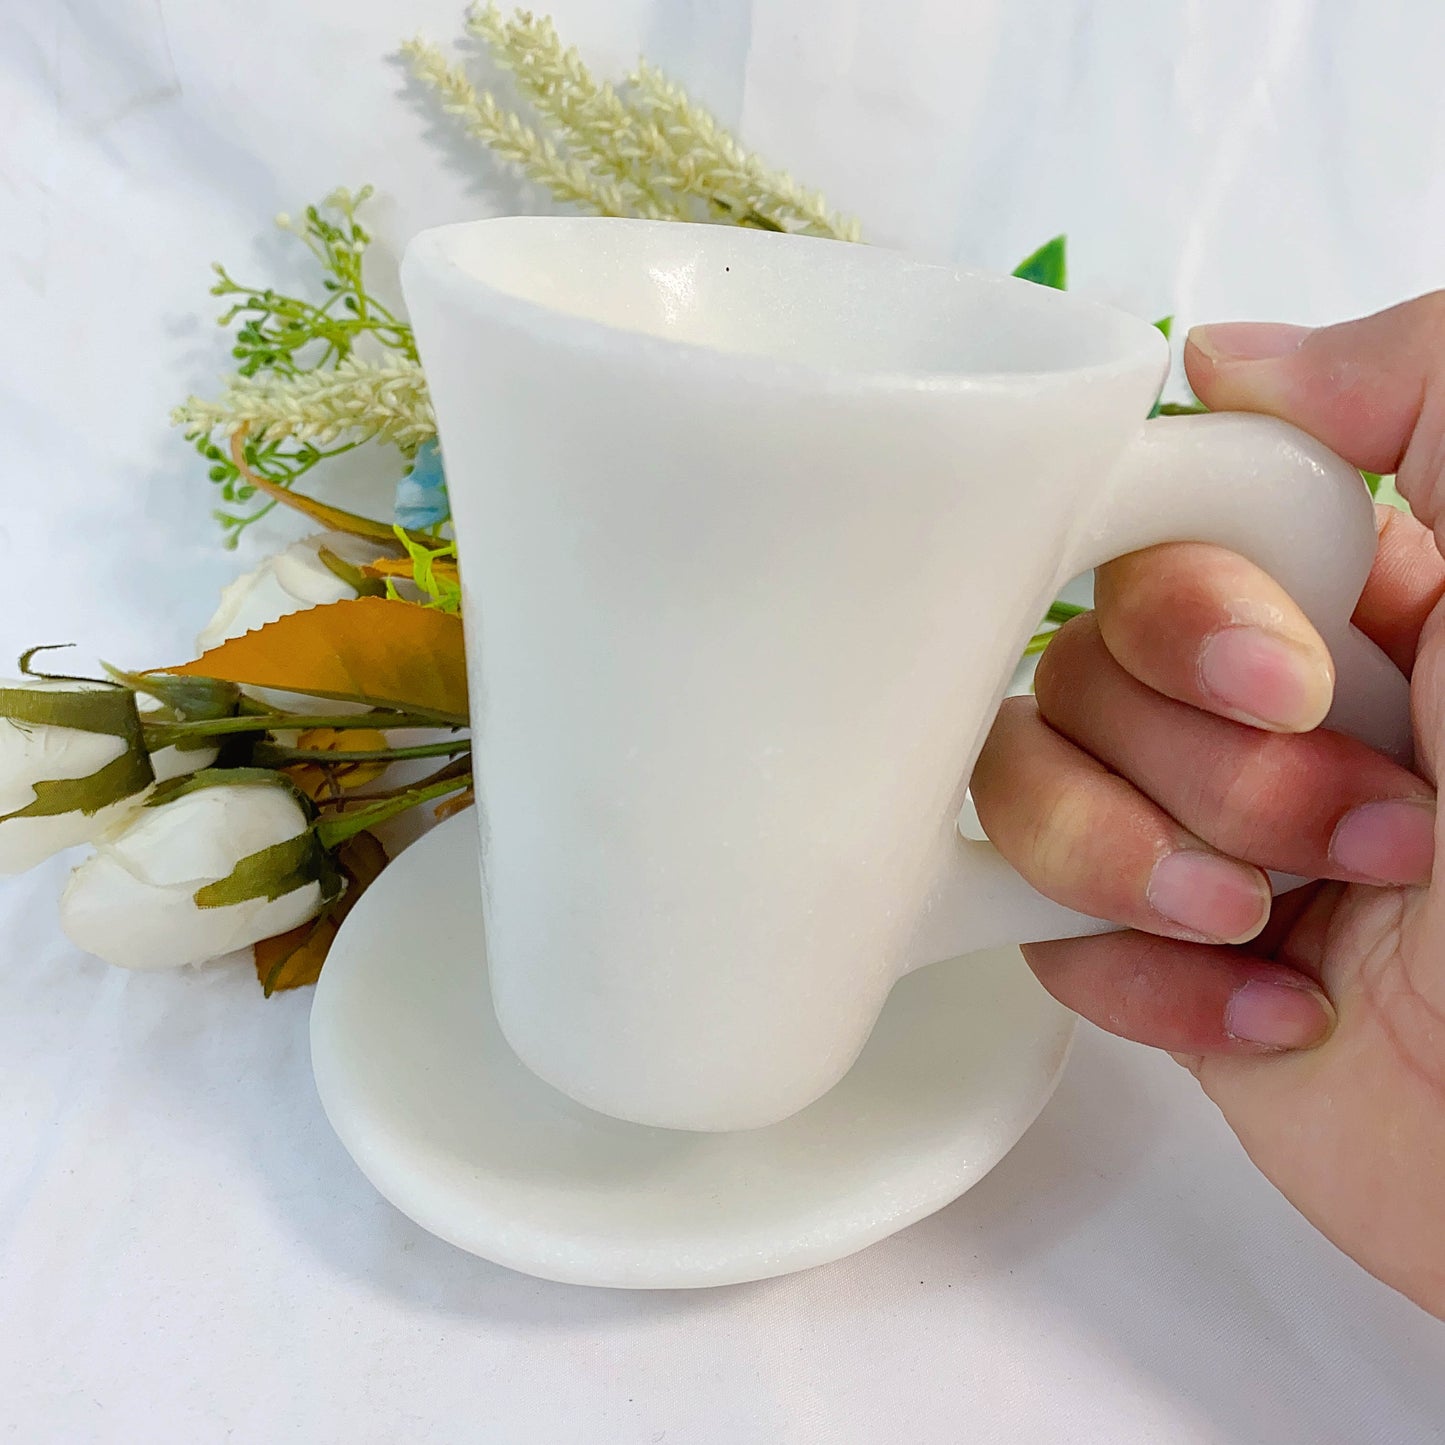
xmin=1034 ymin=614 xmax=1435 ymax=886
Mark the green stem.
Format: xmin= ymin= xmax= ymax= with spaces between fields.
xmin=1043 ymin=600 xmax=1087 ymax=626
xmin=1018 ymin=600 xmax=1089 ymax=657
xmin=255 ymin=739 xmax=471 ymax=766
xmin=315 ymin=773 xmax=472 ymax=848
xmin=143 ymin=711 xmax=461 ymax=746
xmin=312 ymin=756 xmax=470 ymax=806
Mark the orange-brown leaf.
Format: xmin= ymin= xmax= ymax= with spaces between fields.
xmin=254 ymin=831 xmax=389 ymax=994
xmin=361 ymin=556 xmax=460 ymax=587
xmin=228 ymin=432 xmax=432 ymax=547
xmin=161 ymin=597 xmax=468 ymax=723
xmin=433 ymin=785 xmax=475 ymax=822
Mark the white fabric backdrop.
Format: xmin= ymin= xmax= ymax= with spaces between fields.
xmin=3 ymin=2 xmax=1444 ymax=1440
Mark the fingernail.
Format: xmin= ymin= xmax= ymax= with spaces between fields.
xmin=1225 ymin=978 xmax=1335 ymax=1050
xmin=1147 ymin=850 xmax=1272 ymax=944
xmin=1198 ymin=626 xmax=1334 ymax=731
xmin=1187 ymin=321 xmax=1312 ymax=364
xmin=1330 ymin=798 xmax=1436 ymax=885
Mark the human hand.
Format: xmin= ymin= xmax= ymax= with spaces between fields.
xmin=971 ymin=296 xmax=1445 ymax=1317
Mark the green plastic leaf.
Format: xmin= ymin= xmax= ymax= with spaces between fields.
xmin=193 ymin=828 xmax=341 ymax=909
xmin=388 ymin=527 xmax=461 ymax=613
xmin=1372 ymin=473 xmax=1410 ymax=512
xmin=1154 ymin=316 xmax=1173 ymax=340
xmin=317 ymin=547 xmax=387 ymax=598
xmin=106 ymin=667 xmax=243 ymax=725
xmin=0 ymin=684 xmax=140 ymax=738
xmin=17 ymin=645 xmax=106 ymax=686
xmin=1 ymin=749 xmax=155 ymax=822
xmin=313 ymin=765 xmax=472 ymax=849
xmin=1362 ymin=471 xmax=1382 ymax=497
xmin=1012 ymin=235 xmax=1067 ymax=290
xmin=160 ymin=770 xmax=337 ymax=913
xmin=147 ymin=766 xmax=306 ymax=810
xmin=0 ymin=684 xmax=153 ymax=821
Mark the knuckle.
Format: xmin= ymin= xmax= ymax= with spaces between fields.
xmin=1414 ymin=289 xmax=1445 ymax=347
xmin=1026 ymin=784 xmax=1099 ymax=883
xmin=1095 ymin=552 xmax=1168 ymax=633
xmin=1199 ymin=733 xmax=1308 ymax=855
xmin=1034 ymin=613 xmax=1101 ymax=713
xmin=1397 ymin=295 xmax=1445 ymax=523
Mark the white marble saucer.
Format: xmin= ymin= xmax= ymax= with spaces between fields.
xmin=310 ymin=812 xmax=1076 ymax=1289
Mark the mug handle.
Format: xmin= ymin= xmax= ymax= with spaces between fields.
xmin=903 ymin=412 xmax=1414 ymax=970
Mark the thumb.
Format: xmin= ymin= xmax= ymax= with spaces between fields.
xmin=1185 ymin=293 xmax=1445 ymax=549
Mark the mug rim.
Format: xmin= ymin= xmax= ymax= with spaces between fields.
xmin=401 ymin=215 xmax=1170 ymax=395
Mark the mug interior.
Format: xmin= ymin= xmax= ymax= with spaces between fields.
xmin=406 ymin=216 xmax=1164 ymax=383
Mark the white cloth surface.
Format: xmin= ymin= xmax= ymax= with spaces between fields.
xmin=3 ymin=1 xmax=1445 ymax=1440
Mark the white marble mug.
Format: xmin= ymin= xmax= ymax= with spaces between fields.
xmin=401 ymin=217 xmax=1409 ymax=1132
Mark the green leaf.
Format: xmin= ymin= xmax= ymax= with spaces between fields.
xmin=1154 ymin=316 xmax=1173 ymax=340
xmin=0 ymin=684 xmax=153 ymax=821
xmin=147 ymin=766 xmax=306 ymax=810
xmin=1362 ymin=470 xmax=1382 ymax=497
xmin=180 ymin=186 xmax=420 ymax=543
xmin=313 ymin=768 xmax=472 ymax=849
xmin=0 ymin=684 xmax=139 ymax=738
xmin=159 ymin=772 xmax=337 ymax=913
xmin=1 ymin=749 xmax=155 ymax=823
xmin=386 ymin=528 xmax=461 ymax=612
xmin=1012 ymin=235 xmax=1067 ymax=290
xmin=317 ymin=547 xmax=388 ymax=598
xmin=17 ymin=645 xmax=107 ymax=686
xmin=106 ymin=667 xmax=242 ymax=725
xmin=193 ymin=828 xmax=341 ymax=910
xmin=1369 ymin=473 xmax=1411 ymax=512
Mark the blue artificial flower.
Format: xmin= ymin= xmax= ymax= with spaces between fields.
xmin=394 ymin=438 xmax=449 ymax=529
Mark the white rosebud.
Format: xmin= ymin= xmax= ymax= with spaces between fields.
xmin=198 ymin=532 xmax=378 ymax=652
xmin=197 ymin=532 xmax=381 ymax=714
xmin=60 ymin=779 xmax=327 ymax=971
xmin=0 ymin=680 xmax=152 ymax=875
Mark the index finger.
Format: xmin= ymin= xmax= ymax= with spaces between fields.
xmin=1185 ymin=297 xmax=1445 ymax=557
xmin=1090 ymin=502 xmax=1445 ymax=739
